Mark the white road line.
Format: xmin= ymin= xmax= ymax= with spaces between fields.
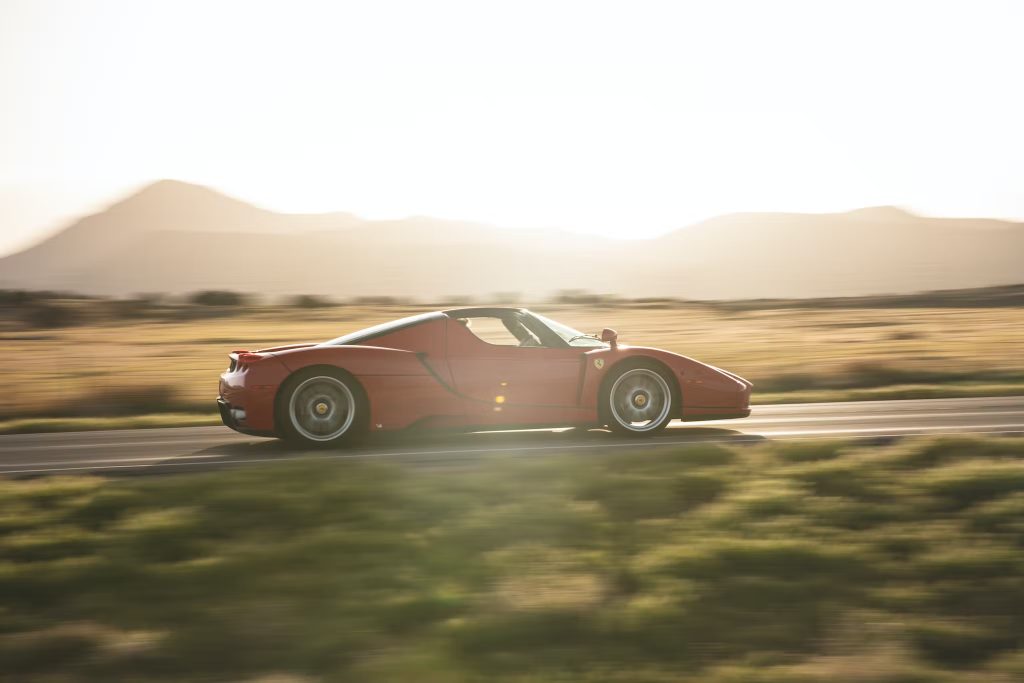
xmin=1 ymin=410 xmax=1019 ymax=454
xmin=1 ymin=426 xmax=1021 ymax=476
xmin=700 ymin=410 xmax=1023 ymax=425
xmin=752 ymin=397 xmax=1024 ymax=410
xmin=0 ymin=437 xmax=764 ymax=474
xmin=754 ymin=423 xmax=1024 ymax=436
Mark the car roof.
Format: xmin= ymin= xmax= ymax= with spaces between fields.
xmin=326 ymin=308 xmax=534 ymax=346
xmin=325 ymin=311 xmax=446 ymax=346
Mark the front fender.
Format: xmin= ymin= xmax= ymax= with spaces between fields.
xmin=576 ymin=346 xmax=684 ymax=410
xmin=578 ymin=346 xmax=749 ymax=416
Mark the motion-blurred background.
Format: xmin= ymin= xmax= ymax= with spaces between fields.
xmin=2 ymin=1 xmax=1024 ymax=681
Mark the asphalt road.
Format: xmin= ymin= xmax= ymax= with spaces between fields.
xmin=0 ymin=396 xmax=1021 ymax=476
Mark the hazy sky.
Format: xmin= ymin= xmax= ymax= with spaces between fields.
xmin=1 ymin=0 xmax=1023 ymax=255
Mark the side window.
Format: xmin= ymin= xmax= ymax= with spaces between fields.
xmin=457 ymin=317 xmax=522 ymax=346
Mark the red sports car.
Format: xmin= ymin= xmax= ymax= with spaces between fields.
xmin=218 ymin=307 xmax=752 ymax=445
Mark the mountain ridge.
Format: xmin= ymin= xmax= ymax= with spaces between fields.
xmin=1 ymin=181 xmax=1021 ymax=300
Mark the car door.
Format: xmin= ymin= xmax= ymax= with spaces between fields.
xmin=444 ymin=315 xmax=584 ymax=407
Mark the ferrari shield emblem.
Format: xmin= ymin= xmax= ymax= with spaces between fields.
xmin=594 ymin=358 xmax=604 ymax=369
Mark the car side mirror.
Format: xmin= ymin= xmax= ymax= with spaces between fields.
xmin=600 ymin=328 xmax=618 ymax=349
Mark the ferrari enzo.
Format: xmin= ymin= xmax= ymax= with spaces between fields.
xmin=218 ymin=307 xmax=752 ymax=445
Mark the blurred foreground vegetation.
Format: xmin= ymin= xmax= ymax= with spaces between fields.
xmin=1 ymin=435 xmax=1023 ymax=681
xmin=1 ymin=286 xmax=1023 ymax=431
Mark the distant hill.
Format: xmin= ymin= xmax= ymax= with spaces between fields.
xmin=1 ymin=180 xmax=1022 ymax=299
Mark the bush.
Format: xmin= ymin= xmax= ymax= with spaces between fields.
xmin=352 ymin=295 xmax=410 ymax=306
xmin=551 ymin=289 xmax=617 ymax=305
xmin=773 ymin=441 xmax=848 ymax=463
xmin=911 ymin=620 xmax=1017 ymax=667
xmin=0 ymin=289 xmax=37 ymax=307
xmin=20 ymin=302 xmax=81 ymax=328
xmin=891 ymin=436 xmax=1024 ymax=469
xmin=289 ymin=294 xmax=332 ymax=308
xmin=110 ymin=293 xmax=167 ymax=319
xmin=631 ymin=297 xmax=681 ymax=309
xmin=918 ymin=461 xmax=1024 ymax=510
xmin=188 ymin=290 xmax=247 ymax=306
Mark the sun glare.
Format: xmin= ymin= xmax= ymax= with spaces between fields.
xmin=1 ymin=0 xmax=1023 ymax=253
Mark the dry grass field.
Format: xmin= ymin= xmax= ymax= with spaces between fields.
xmin=2 ymin=300 xmax=1022 ymax=432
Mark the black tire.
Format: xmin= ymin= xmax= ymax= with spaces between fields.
xmin=600 ymin=359 xmax=679 ymax=436
xmin=276 ymin=367 xmax=368 ymax=447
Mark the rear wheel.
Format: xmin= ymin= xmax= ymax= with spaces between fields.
xmin=602 ymin=362 xmax=677 ymax=435
xmin=278 ymin=369 xmax=366 ymax=447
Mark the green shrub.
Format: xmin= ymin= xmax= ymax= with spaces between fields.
xmin=0 ymin=437 xmax=1022 ymax=681
xmin=576 ymin=470 xmax=728 ymax=520
xmin=967 ymin=493 xmax=1024 ymax=535
xmin=773 ymin=441 xmax=849 ymax=463
xmin=911 ymin=620 xmax=1017 ymax=668
xmin=784 ymin=460 xmax=889 ymax=500
xmin=918 ymin=461 xmax=1024 ymax=510
xmin=893 ymin=436 xmax=1024 ymax=469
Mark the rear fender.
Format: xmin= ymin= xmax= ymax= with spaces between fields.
xmin=272 ymin=345 xmax=432 ymax=377
xmin=270 ymin=345 xmax=459 ymax=432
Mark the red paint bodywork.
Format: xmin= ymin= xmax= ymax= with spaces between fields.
xmin=217 ymin=309 xmax=752 ymax=436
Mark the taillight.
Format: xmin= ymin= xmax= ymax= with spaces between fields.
xmin=236 ymin=352 xmax=266 ymax=367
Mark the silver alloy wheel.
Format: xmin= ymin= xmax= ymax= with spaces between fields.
xmin=608 ymin=368 xmax=672 ymax=432
xmin=288 ymin=375 xmax=356 ymax=442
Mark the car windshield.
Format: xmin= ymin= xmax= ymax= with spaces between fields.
xmin=323 ymin=312 xmax=441 ymax=345
xmin=529 ymin=312 xmax=607 ymax=348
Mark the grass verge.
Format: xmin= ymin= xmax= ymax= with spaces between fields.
xmin=756 ymin=382 xmax=1024 ymax=405
xmin=1 ymin=435 xmax=1022 ymax=681
xmin=0 ymin=413 xmax=219 ymax=435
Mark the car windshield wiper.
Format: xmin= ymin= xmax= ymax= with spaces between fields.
xmin=567 ymin=333 xmax=602 ymax=343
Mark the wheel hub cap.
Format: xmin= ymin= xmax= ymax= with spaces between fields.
xmin=288 ymin=377 xmax=356 ymax=442
xmin=608 ymin=368 xmax=672 ymax=432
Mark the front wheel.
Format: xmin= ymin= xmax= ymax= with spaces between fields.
xmin=602 ymin=363 xmax=677 ymax=435
xmin=278 ymin=369 xmax=366 ymax=447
